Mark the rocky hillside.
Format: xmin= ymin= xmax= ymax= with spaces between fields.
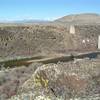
xmin=0 ymin=24 xmax=100 ymax=58
xmin=0 ymin=25 xmax=69 ymax=58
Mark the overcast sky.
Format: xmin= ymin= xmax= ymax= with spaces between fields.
xmin=0 ymin=0 xmax=100 ymax=21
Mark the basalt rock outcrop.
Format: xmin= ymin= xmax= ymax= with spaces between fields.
xmin=9 ymin=59 xmax=100 ymax=100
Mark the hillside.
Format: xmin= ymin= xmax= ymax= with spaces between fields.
xmin=0 ymin=24 xmax=100 ymax=58
xmin=55 ymin=13 xmax=100 ymax=25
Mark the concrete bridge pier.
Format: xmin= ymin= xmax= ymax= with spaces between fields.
xmin=98 ymin=35 xmax=100 ymax=49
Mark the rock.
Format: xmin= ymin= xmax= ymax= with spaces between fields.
xmin=0 ymin=63 xmax=42 ymax=99
xmin=15 ymin=59 xmax=100 ymax=99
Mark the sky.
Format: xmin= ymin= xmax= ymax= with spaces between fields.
xmin=0 ymin=0 xmax=100 ymax=21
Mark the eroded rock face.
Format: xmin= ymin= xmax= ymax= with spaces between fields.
xmin=13 ymin=59 xmax=100 ymax=100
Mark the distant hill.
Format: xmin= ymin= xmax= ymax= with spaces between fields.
xmin=13 ymin=20 xmax=50 ymax=24
xmin=0 ymin=20 xmax=50 ymax=24
xmin=1 ymin=13 xmax=100 ymax=25
xmin=55 ymin=13 xmax=100 ymax=24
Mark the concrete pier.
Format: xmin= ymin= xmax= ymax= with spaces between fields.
xmin=98 ymin=35 xmax=100 ymax=49
xmin=70 ymin=25 xmax=75 ymax=34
